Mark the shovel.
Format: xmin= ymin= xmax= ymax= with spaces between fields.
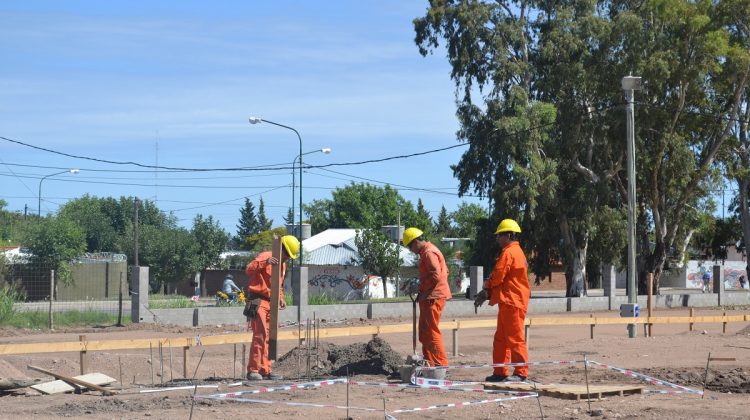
xmin=409 ymin=293 xmax=417 ymax=355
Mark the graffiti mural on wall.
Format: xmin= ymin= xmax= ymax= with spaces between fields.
xmin=686 ymin=261 xmax=748 ymax=290
xmin=306 ymin=265 xmax=419 ymax=300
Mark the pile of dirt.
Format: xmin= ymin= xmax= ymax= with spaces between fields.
xmin=275 ymin=337 xmax=403 ymax=378
xmin=642 ymin=367 xmax=750 ymax=394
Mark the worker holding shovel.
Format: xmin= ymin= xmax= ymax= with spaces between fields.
xmin=402 ymin=228 xmax=452 ymax=369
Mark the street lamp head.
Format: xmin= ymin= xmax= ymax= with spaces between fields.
xmin=69 ymin=169 xmax=80 ymax=174
xmin=621 ymin=76 xmax=642 ymax=91
xmin=248 ymin=117 xmax=263 ymax=124
xmin=321 ymin=148 xmax=332 ymax=154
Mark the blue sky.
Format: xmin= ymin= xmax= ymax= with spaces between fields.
xmin=0 ymin=1 xmax=488 ymax=234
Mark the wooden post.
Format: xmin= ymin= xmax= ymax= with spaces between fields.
xmin=117 ymin=271 xmax=124 ymax=327
xmin=183 ymin=346 xmax=190 ymax=378
xmin=48 ymin=270 xmax=55 ymax=330
xmin=647 ymin=272 xmax=653 ymax=337
xmin=689 ymin=307 xmax=695 ymax=331
xmin=452 ymin=320 xmax=459 ymax=357
xmin=722 ymin=311 xmax=727 ymax=334
xmin=268 ymin=236 xmax=283 ymax=360
xmin=590 ymin=314 xmax=595 ymax=339
xmin=79 ymin=335 xmax=87 ymax=375
xmin=242 ymin=344 xmax=246 ymax=375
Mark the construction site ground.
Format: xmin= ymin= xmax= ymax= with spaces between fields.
xmin=1 ymin=307 xmax=749 ymax=419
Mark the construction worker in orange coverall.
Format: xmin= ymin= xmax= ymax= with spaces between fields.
xmin=244 ymin=235 xmax=300 ymax=381
xmin=474 ymin=219 xmax=530 ymax=382
xmin=402 ymin=227 xmax=452 ymax=367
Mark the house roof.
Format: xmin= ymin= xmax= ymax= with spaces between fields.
xmin=301 ymin=229 xmax=417 ymax=266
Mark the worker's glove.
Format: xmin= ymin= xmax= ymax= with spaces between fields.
xmin=474 ymin=289 xmax=489 ymax=314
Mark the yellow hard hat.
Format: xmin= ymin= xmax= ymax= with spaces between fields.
xmin=495 ymin=219 xmax=521 ymax=234
xmin=281 ymin=235 xmax=300 ymax=259
xmin=402 ymin=227 xmax=424 ymax=247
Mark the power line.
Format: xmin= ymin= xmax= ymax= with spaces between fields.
xmin=2 ymin=106 xmax=619 ymax=173
xmin=307 ymin=167 xmax=483 ymax=197
xmin=0 ymin=173 xmax=291 ymax=189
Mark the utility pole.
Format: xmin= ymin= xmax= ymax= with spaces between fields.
xmin=622 ymin=76 xmax=642 ymax=339
xmin=134 ymin=198 xmax=140 ymax=267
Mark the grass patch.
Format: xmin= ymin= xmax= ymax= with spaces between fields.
xmin=148 ymin=295 xmax=196 ymax=309
xmin=0 ymin=310 xmax=130 ymax=328
xmin=309 ymin=292 xmax=342 ymax=305
xmin=0 ymin=284 xmax=25 ymax=323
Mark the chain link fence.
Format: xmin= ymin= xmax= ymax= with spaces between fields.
xmin=1 ymin=253 xmax=129 ymax=327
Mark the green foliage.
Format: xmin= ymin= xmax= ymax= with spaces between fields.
xmin=257 ymin=197 xmax=273 ymax=232
xmin=433 ymin=206 xmax=454 ymax=238
xmin=306 ymin=183 xmax=420 ymax=234
xmin=413 ymin=199 xmax=433 ymax=236
xmin=148 ymin=295 xmax=196 ymax=309
xmin=308 ymin=292 xmax=341 ymax=305
xmin=120 ymin=224 xmax=199 ymax=292
xmin=236 ymin=198 xmax=259 ymax=244
xmin=0 ymin=310 xmax=130 ymax=328
xmin=58 ymin=195 xmax=120 ymax=252
xmin=283 ymin=207 xmax=294 ymax=225
xmin=244 ymin=227 xmax=288 ymax=252
xmin=0 ymin=284 xmax=24 ymax=323
xmin=192 ymin=214 xmax=229 ymax=270
xmin=451 ymin=202 xmax=487 ymax=239
xmin=414 ymin=0 xmax=749 ymax=293
xmin=353 ymin=228 xmax=403 ymax=298
xmin=22 ymin=217 xmax=86 ymax=285
xmin=0 ymin=199 xmax=26 ymax=245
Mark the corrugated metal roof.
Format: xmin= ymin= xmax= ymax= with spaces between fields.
xmin=301 ymin=229 xmax=417 ymax=266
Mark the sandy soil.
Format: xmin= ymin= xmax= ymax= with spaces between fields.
xmin=1 ymin=307 xmax=749 ymax=419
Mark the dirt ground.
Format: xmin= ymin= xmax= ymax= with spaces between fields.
xmin=1 ymin=307 xmax=749 ymax=419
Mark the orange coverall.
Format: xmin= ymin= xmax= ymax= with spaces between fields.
xmin=417 ymin=242 xmax=452 ymax=366
xmin=483 ymin=241 xmax=530 ymax=377
xmin=245 ymin=251 xmax=286 ymax=376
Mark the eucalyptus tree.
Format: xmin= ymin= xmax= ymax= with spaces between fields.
xmin=606 ymin=0 xmax=749 ymax=290
xmin=717 ymin=0 xmax=750 ymax=282
xmin=415 ymin=0 xmax=608 ymax=295
xmin=415 ymin=0 xmax=749 ymax=294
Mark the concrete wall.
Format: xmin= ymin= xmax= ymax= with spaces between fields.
xmin=148 ymin=290 xmax=750 ymax=327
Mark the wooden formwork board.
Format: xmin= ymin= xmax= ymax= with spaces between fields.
xmin=484 ymin=382 xmax=644 ymax=400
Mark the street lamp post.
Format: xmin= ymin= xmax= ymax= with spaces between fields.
xmin=622 ymin=75 xmax=642 ymax=339
xmin=292 ymin=148 xmax=332 ymax=231
xmin=38 ymin=169 xmax=80 ymax=216
xmin=248 ymin=117 xmax=305 ymax=260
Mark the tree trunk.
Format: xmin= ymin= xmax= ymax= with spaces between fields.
xmin=381 ymin=274 xmax=389 ymax=299
xmin=739 ymin=173 xmax=750 ymax=288
xmin=559 ymin=216 xmax=588 ymax=297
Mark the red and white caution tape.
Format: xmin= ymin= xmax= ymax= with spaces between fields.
xmin=415 ymin=359 xmax=583 ymax=371
xmin=196 ymin=377 xmax=538 ymax=415
xmin=389 ymin=392 xmax=538 ymax=414
xmin=588 ymin=361 xmax=702 ymax=395
xmin=413 ymin=377 xmax=482 ymax=387
xmin=348 ymin=379 xmax=529 ymax=395
xmin=196 ymin=394 xmax=381 ymax=412
xmin=199 ymin=378 xmax=347 ymax=399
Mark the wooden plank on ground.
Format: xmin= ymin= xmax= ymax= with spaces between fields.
xmin=1 ymin=313 xmax=748 ymax=356
xmin=31 ymin=373 xmax=116 ymax=395
xmin=484 ymin=382 xmax=644 ymax=400
xmin=27 ymin=365 xmax=116 ymax=396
